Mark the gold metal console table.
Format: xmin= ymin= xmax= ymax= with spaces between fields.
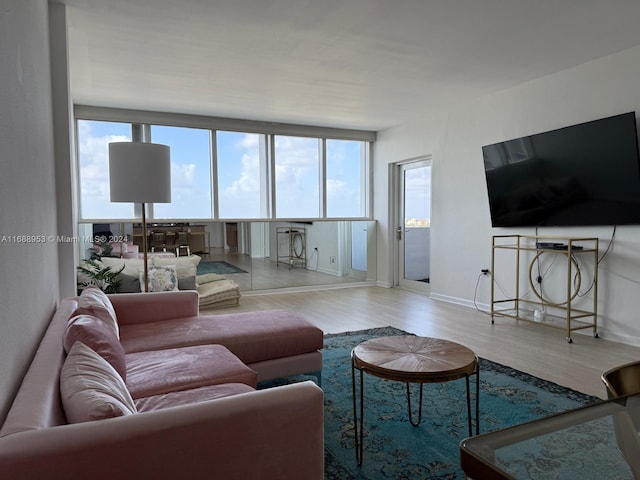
xmin=490 ymin=234 xmax=599 ymax=343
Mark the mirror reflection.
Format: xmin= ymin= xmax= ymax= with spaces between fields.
xmin=79 ymin=221 xmax=377 ymax=292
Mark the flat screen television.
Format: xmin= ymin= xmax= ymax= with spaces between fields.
xmin=482 ymin=112 xmax=640 ymax=227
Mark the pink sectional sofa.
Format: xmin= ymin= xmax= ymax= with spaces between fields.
xmin=0 ymin=288 xmax=325 ymax=479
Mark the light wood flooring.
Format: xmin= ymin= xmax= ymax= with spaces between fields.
xmin=199 ymin=249 xmax=367 ymax=292
xmin=202 ymin=285 xmax=640 ymax=399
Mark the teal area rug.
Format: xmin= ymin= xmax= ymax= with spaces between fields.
xmin=196 ymin=260 xmax=247 ymax=275
xmin=261 ymin=326 xmax=616 ymax=479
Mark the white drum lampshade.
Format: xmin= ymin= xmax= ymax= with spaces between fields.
xmin=109 ymin=142 xmax=171 ymax=203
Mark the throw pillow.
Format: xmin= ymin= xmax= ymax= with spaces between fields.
xmin=152 ymin=255 xmax=200 ymax=279
xmin=139 ymin=265 xmax=179 ymax=292
xmin=75 ymin=286 xmax=119 ymax=338
xmin=63 ymin=315 xmax=127 ymax=381
xmin=116 ymin=273 xmax=140 ymax=293
xmin=178 ymin=275 xmax=197 ymax=291
xmin=61 ymin=341 xmax=137 ymax=423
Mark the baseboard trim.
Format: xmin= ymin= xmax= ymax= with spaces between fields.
xmin=242 ymin=281 xmax=378 ymax=296
xmin=429 ymin=292 xmax=490 ymax=312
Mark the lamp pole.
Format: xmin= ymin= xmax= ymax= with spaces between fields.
xmin=109 ymin=137 xmax=171 ymax=293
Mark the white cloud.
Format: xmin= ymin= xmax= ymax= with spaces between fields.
xmin=240 ymin=133 xmax=260 ymax=149
xmin=224 ymin=152 xmax=260 ymax=197
xmin=218 ymin=133 xmax=262 ymax=217
xmin=171 ymin=162 xmax=196 ymax=188
xmin=274 ymin=136 xmax=319 ymax=195
xmin=77 ymin=122 xmax=130 ymax=218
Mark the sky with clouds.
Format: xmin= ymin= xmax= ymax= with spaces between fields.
xmin=78 ymin=120 xmax=368 ymax=221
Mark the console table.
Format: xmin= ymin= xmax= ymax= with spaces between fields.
xmin=276 ymin=226 xmax=306 ymax=269
xmin=490 ymin=235 xmax=599 ymax=343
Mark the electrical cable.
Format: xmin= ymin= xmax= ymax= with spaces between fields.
xmin=532 ymin=226 xmax=615 ymax=301
xmin=472 ymin=273 xmax=492 ymax=316
xmin=493 ymin=277 xmax=511 ymax=300
xmin=529 ymin=251 xmax=580 ymax=306
xmin=306 ymin=247 xmax=319 ymax=270
xmin=597 ymin=225 xmax=616 ymax=265
xmin=576 ymin=225 xmax=616 ymax=297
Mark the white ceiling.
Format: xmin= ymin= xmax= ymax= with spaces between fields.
xmin=60 ymin=0 xmax=640 ymax=131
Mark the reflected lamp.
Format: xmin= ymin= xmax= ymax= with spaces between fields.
xmin=108 ymin=142 xmax=171 ymax=292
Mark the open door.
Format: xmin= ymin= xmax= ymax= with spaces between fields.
xmin=394 ymin=158 xmax=431 ymax=294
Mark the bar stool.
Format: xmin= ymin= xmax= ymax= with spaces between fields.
xmin=150 ymin=231 xmax=167 ymax=252
xmin=175 ymin=231 xmax=191 ymax=257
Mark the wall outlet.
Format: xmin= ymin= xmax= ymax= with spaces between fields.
xmin=330 ymin=256 xmax=336 ymax=264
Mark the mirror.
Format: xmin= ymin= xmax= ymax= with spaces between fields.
xmin=79 ymin=220 xmax=377 ymax=292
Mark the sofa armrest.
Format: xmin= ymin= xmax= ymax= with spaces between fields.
xmin=0 ymin=381 xmax=324 ymax=480
xmin=108 ymin=291 xmax=199 ymax=325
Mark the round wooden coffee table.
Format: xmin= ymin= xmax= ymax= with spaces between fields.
xmin=351 ymin=335 xmax=479 ymax=465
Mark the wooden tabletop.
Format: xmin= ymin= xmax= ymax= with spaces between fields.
xmin=352 ymin=335 xmax=477 ymax=383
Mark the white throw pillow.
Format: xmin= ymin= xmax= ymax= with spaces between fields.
xmin=138 ymin=265 xmax=179 ymax=292
xmin=101 ymin=256 xmax=145 ymax=277
xmin=61 ymin=342 xmax=137 ymax=423
xmin=152 ymin=254 xmax=200 ymax=279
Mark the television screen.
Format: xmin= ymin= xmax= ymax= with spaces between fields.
xmin=482 ymin=112 xmax=640 ymax=227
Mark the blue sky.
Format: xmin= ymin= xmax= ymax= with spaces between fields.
xmin=78 ymin=120 xmax=367 ymax=220
xmin=404 ymin=165 xmax=431 ymax=224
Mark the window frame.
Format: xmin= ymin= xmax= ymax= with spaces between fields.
xmin=74 ymin=105 xmax=375 ymax=223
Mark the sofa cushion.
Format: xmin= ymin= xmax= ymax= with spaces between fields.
xmin=101 ymin=256 xmax=145 ymax=277
xmin=139 ymin=265 xmax=179 ymax=292
xmin=75 ymin=286 xmax=119 ymax=337
xmin=196 ymin=273 xmax=226 ymax=284
xmin=153 ymin=254 xmax=200 ymax=279
xmin=125 ymin=344 xmax=257 ymax=399
xmin=119 ymin=310 xmax=323 ymax=365
xmin=134 ymin=383 xmax=255 ymax=412
xmin=60 ymin=342 xmax=137 ymax=423
xmin=198 ymin=279 xmax=240 ymax=308
xmin=63 ymin=315 xmax=127 ymax=381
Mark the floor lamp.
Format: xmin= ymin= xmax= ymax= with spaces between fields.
xmin=109 ymin=142 xmax=171 ymax=292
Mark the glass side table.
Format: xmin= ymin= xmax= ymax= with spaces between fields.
xmin=460 ymin=393 xmax=640 ymax=479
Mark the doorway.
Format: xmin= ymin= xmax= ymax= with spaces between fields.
xmin=393 ymin=158 xmax=431 ymax=294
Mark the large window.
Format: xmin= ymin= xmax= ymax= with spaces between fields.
xmin=77 ymin=120 xmax=134 ymax=220
xmin=274 ymin=136 xmax=320 ymax=218
xmin=326 ymin=139 xmax=366 ymax=217
xmin=75 ymin=109 xmax=373 ymax=222
xmin=150 ymin=125 xmax=212 ymax=219
xmin=216 ymin=131 xmax=266 ymax=219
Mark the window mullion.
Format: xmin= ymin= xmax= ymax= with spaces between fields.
xmin=211 ymin=130 xmax=219 ymax=220
xmin=362 ymin=142 xmax=369 ymax=217
xmin=320 ymin=138 xmax=326 ymax=218
xmin=268 ymin=134 xmax=276 ymax=219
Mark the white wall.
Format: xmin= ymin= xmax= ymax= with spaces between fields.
xmin=268 ymin=222 xmax=342 ymax=275
xmin=375 ymin=44 xmax=640 ymax=347
xmin=0 ymin=0 xmax=60 ymax=422
xmin=50 ymin=3 xmax=77 ymax=298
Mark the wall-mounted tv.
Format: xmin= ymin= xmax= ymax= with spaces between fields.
xmin=482 ymin=112 xmax=640 ymax=227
